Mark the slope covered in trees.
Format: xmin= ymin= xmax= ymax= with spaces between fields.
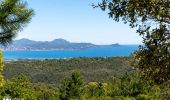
xmin=1 ymin=70 xmax=170 ymax=99
xmin=3 ymin=57 xmax=132 ymax=84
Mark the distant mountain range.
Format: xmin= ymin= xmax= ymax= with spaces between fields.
xmin=2 ymin=38 xmax=120 ymax=50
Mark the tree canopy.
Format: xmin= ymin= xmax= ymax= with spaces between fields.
xmin=0 ymin=0 xmax=34 ymax=45
xmin=95 ymin=0 xmax=169 ymax=28
xmin=96 ymin=0 xmax=170 ymax=83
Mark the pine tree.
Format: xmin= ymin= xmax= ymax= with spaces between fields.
xmin=59 ymin=71 xmax=84 ymax=100
xmin=0 ymin=0 xmax=34 ymax=45
xmin=0 ymin=0 xmax=33 ymax=92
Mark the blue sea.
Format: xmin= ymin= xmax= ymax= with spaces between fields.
xmin=3 ymin=45 xmax=139 ymax=59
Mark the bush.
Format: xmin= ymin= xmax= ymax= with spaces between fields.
xmin=1 ymin=75 xmax=36 ymax=100
xmin=85 ymin=82 xmax=109 ymax=97
xmin=33 ymin=83 xmax=59 ymax=100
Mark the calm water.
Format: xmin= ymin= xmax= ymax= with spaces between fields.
xmin=3 ymin=45 xmax=139 ymax=59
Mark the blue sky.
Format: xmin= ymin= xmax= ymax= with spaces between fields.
xmin=17 ymin=0 xmax=142 ymax=45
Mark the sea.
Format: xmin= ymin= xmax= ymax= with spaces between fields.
xmin=3 ymin=45 xmax=139 ymax=59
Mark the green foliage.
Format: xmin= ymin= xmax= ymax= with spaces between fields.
xmin=109 ymin=73 xmax=143 ymax=97
xmin=0 ymin=75 xmax=60 ymax=100
xmin=0 ymin=0 xmax=33 ymax=98
xmin=0 ymin=0 xmax=34 ymax=45
xmin=1 ymin=74 xmax=36 ymax=100
xmin=85 ymin=82 xmax=98 ymax=97
xmin=1 ymin=66 xmax=170 ymax=99
xmin=59 ymin=71 xmax=84 ymax=100
xmin=119 ymin=73 xmax=143 ymax=97
xmin=97 ymin=0 xmax=170 ymax=84
xmin=4 ymin=57 xmax=132 ymax=85
xmin=0 ymin=50 xmax=4 ymax=99
xmin=131 ymin=24 xmax=170 ymax=84
xmin=85 ymin=82 xmax=109 ymax=97
xmin=86 ymin=96 xmax=113 ymax=100
xmin=83 ymin=72 xmax=166 ymax=99
xmin=0 ymin=50 xmax=4 ymax=87
xmin=33 ymin=83 xmax=60 ymax=100
xmin=95 ymin=0 xmax=169 ymax=28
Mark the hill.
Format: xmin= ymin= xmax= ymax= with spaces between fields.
xmin=2 ymin=38 xmax=120 ymax=50
xmin=3 ymin=57 xmax=132 ymax=85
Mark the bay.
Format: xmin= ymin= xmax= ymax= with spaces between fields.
xmin=3 ymin=45 xmax=139 ymax=59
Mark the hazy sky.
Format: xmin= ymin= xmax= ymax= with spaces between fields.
xmin=17 ymin=0 xmax=142 ymax=45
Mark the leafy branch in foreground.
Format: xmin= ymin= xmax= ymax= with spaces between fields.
xmin=96 ymin=0 xmax=170 ymax=84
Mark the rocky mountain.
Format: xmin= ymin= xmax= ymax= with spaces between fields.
xmin=2 ymin=38 xmax=119 ymax=50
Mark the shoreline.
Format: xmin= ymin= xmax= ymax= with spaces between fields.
xmin=3 ymin=56 xmax=130 ymax=62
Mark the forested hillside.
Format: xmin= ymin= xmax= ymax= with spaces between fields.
xmin=3 ymin=57 xmax=132 ymax=85
xmin=1 ymin=58 xmax=169 ymax=99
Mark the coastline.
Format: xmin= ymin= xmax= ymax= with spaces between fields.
xmin=3 ymin=56 xmax=130 ymax=62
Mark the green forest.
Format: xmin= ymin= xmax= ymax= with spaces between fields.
xmin=0 ymin=0 xmax=170 ymax=99
xmin=3 ymin=57 xmax=132 ymax=84
xmin=0 ymin=57 xmax=170 ymax=99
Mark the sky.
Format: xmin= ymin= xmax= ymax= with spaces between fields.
xmin=16 ymin=0 xmax=142 ymax=45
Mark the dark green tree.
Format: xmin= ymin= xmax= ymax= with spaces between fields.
xmin=0 ymin=0 xmax=34 ymax=45
xmin=95 ymin=0 xmax=170 ymax=84
xmin=132 ymin=25 xmax=170 ymax=84
xmin=59 ymin=71 xmax=84 ymax=100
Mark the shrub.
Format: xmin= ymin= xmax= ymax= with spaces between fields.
xmin=2 ymin=75 xmax=36 ymax=100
